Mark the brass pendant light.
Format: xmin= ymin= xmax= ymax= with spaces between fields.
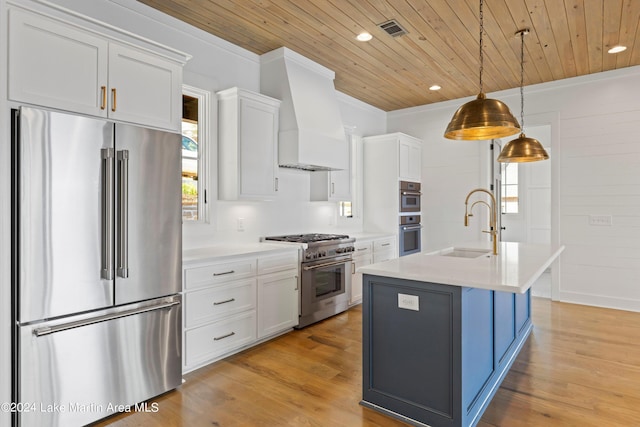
xmin=444 ymin=0 xmax=520 ymax=140
xmin=498 ymin=29 xmax=549 ymax=163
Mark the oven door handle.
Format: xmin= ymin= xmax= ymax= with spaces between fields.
xmin=303 ymin=259 xmax=351 ymax=271
xmin=401 ymin=225 xmax=423 ymax=231
xmin=401 ymin=191 xmax=422 ymax=196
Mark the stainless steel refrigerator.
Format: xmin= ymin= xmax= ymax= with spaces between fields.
xmin=11 ymin=107 xmax=182 ymax=427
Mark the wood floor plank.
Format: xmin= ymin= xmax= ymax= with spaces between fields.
xmin=92 ymin=298 xmax=640 ymax=426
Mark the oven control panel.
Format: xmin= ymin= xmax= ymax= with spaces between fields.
xmin=304 ymin=245 xmax=354 ymax=260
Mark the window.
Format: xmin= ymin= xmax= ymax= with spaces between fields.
xmin=181 ymin=85 xmax=210 ymax=222
xmin=501 ymin=163 xmax=519 ymax=214
xmin=339 ymin=201 xmax=352 ymax=218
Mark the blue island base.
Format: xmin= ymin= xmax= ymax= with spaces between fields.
xmin=361 ymin=274 xmax=532 ymax=427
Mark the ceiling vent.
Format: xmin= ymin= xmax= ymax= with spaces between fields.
xmin=378 ymin=20 xmax=408 ymax=37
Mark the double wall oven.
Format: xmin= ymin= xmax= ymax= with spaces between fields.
xmin=399 ymin=181 xmax=422 ymax=256
xmin=264 ymin=234 xmax=354 ymax=328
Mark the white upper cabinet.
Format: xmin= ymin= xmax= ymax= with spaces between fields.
xmin=8 ymin=8 xmax=108 ymax=117
xmin=8 ymin=7 xmax=185 ymax=131
xmin=218 ymin=88 xmax=281 ymax=200
xmin=398 ymin=135 xmax=422 ymax=182
xmin=363 ymin=133 xmax=422 ymax=234
xmin=107 ymin=43 xmax=182 ymax=130
xmin=310 ymin=135 xmax=352 ymax=201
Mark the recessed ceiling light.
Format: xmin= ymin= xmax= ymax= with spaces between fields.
xmin=608 ymin=45 xmax=627 ymax=54
xmin=429 ymin=85 xmax=441 ymax=91
xmin=356 ymin=32 xmax=373 ymax=42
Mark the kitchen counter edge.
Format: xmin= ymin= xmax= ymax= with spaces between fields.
xmin=183 ymin=242 xmax=303 ymax=266
xmin=358 ymin=241 xmax=565 ymax=293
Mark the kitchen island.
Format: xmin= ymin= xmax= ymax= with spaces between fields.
xmin=358 ymin=241 xmax=564 ymax=427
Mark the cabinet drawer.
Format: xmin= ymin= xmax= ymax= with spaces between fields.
xmin=353 ymin=241 xmax=373 ymax=256
xmin=185 ymin=278 xmax=256 ymax=328
xmin=374 ymin=237 xmax=396 ymax=252
xmin=257 ymin=252 xmax=299 ymax=275
xmin=184 ymin=258 xmax=256 ymax=290
xmin=374 ymin=250 xmax=396 ymax=263
xmin=185 ymin=311 xmax=256 ymax=367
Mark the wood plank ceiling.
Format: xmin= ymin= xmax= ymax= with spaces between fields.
xmin=138 ymin=0 xmax=640 ymax=112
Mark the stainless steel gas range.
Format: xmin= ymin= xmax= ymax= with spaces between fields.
xmin=264 ymin=234 xmax=355 ymax=328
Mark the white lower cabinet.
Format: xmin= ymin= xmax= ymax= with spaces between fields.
xmin=183 ymin=250 xmax=299 ymax=373
xmin=185 ymin=311 xmax=257 ymax=369
xmin=350 ymin=236 xmax=397 ymax=306
xmin=257 ymin=252 xmax=299 ymax=339
xmin=185 ymin=278 xmax=256 ymax=327
xmin=258 ymin=269 xmax=299 ymax=338
xmin=373 ymin=236 xmax=397 ymax=262
xmin=350 ymin=240 xmax=373 ymax=305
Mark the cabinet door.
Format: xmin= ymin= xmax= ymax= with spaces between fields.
xmin=238 ymin=97 xmax=279 ymax=198
xmin=515 ymin=289 xmax=531 ymax=333
xmin=399 ymin=139 xmax=421 ymax=182
xmin=494 ymin=291 xmax=516 ymax=364
xmin=257 ymin=269 xmax=299 ymax=338
xmin=8 ymin=8 xmax=108 ymax=117
xmin=108 ymin=43 xmax=182 ymax=130
xmin=374 ymin=236 xmax=397 ymax=262
xmin=310 ymin=137 xmax=352 ymax=201
xmin=329 ymin=169 xmax=351 ymax=201
xmin=350 ymin=255 xmax=372 ymax=304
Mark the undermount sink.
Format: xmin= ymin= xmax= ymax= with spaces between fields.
xmin=437 ymin=248 xmax=492 ymax=258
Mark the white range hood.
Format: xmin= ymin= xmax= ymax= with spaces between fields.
xmin=260 ymin=47 xmax=348 ymax=171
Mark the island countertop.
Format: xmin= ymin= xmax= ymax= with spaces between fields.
xmin=357 ymin=241 xmax=564 ymax=293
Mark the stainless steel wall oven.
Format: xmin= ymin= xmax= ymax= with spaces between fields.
xmin=399 ymin=215 xmax=422 ymax=256
xmin=400 ymin=181 xmax=421 ymax=212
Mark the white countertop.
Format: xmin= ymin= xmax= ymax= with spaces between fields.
xmin=357 ymin=241 xmax=565 ymax=293
xmin=350 ymin=232 xmax=396 ymax=241
xmin=183 ymin=242 xmax=302 ymax=265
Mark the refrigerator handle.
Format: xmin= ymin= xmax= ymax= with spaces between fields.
xmin=117 ymin=150 xmax=129 ymax=278
xmin=33 ymin=300 xmax=180 ymax=337
xmin=101 ymin=148 xmax=115 ymax=280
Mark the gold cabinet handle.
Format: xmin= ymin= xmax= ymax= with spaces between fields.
xmin=111 ymin=88 xmax=117 ymax=112
xmin=100 ymin=86 xmax=106 ymax=110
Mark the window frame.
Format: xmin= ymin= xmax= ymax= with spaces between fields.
xmin=500 ymin=162 xmax=519 ymax=215
xmin=182 ymin=84 xmax=210 ymax=224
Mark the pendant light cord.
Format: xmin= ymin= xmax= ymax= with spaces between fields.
xmin=479 ymin=0 xmax=484 ymax=93
xmin=519 ymin=30 xmax=525 ymax=132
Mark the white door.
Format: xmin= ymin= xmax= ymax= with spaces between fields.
xmin=494 ymin=125 xmax=552 ymax=296
xmin=495 ymin=125 xmax=551 ymax=244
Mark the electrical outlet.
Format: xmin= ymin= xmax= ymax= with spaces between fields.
xmin=237 ymin=217 xmax=245 ymax=231
xmin=398 ymin=293 xmax=419 ymax=311
xmin=589 ymin=215 xmax=612 ymax=226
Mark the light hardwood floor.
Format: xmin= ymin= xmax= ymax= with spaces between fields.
xmin=92 ymin=298 xmax=640 ymax=426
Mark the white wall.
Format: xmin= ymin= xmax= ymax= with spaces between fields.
xmin=389 ymin=66 xmax=640 ymax=312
